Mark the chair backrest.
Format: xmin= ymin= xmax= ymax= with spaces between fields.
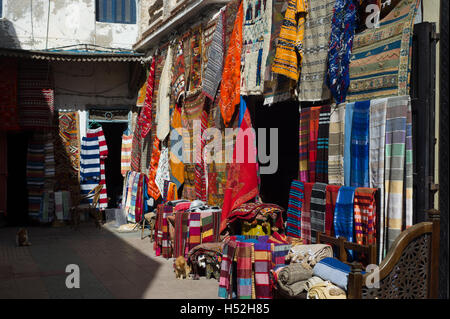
xmin=316 ymin=232 xmax=377 ymax=266
xmin=347 ymin=210 xmax=440 ymax=299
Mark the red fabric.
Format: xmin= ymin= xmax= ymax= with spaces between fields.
xmin=220 ymin=108 xmax=259 ymax=233
xmin=325 ymin=185 xmax=341 ymax=236
xmin=308 ymin=107 xmax=321 ymax=183
xmin=137 ymin=58 xmax=156 ymax=138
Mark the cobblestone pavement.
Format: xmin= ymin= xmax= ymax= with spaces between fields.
xmin=0 ymin=222 xmax=219 ymax=299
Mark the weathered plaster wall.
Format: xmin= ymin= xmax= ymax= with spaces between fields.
xmin=0 ymin=0 xmax=139 ymax=50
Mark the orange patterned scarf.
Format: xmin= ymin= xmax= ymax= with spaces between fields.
xmin=219 ymin=0 xmax=243 ymax=127
xmin=147 ymin=137 xmax=161 ymax=200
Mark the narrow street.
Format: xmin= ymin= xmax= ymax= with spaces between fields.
xmin=0 ymin=224 xmax=218 ymax=299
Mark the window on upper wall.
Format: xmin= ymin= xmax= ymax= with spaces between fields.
xmin=96 ymin=0 xmax=137 ymax=24
xmin=0 ymin=0 xmax=3 ymax=18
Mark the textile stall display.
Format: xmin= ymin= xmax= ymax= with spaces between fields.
xmin=122 ymin=171 xmax=149 ymax=223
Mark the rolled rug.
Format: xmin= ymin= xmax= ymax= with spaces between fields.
xmin=277 ymin=279 xmax=309 ymax=297
xmin=305 ymin=276 xmax=325 ymax=290
xmin=307 ymin=281 xmax=346 ymax=299
xmin=278 ymin=263 xmax=313 ymax=285
xmin=312 ymin=257 xmax=361 ymax=291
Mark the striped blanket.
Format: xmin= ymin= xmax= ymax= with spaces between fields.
xmin=86 ymin=127 xmax=108 ymax=209
xmin=271 ymin=243 xmax=292 ymax=271
xmin=174 ymin=210 xmax=190 ymax=258
xmin=316 ymin=105 xmax=331 ymax=183
xmin=301 ymin=182 xmax=313 ymax=244
xmin=298 ymin=107 xmax=310 ymax=182
xmin=310 ymin=182 xmax=327 ymax=234
xmin=80 ymin=135 xmax=100 ymax=204
xmin=254 ymin=243 xmax=273 ymax=299
xmin=334 ymin=186 xmax=356 ymax=243
xmin=384 ymin=95 xmax=413 ymax=254
xmin=325 ymin=185 xmax=341 ymax=236
xmin=328 ymin=103 xmax=346 ymax=185
xmin=344 ymin=102 xmax=355 ymax=186
xmin=354 ymin=187 xmax=377 ymax=245
xmin=218 ymin=240 xmax=237 ymax=299
xmin=308 ymin=107 xmax=321 ymax=183
xmin=121 ymin=132 xmax=132 ymax=176
xmin=188 ymin=212 xmax=202 ymax=252
xmin=350 ymin=100 xmax=370 ymax=187
xmin=236 ymin=242 xmax=255 ymax=299
xmin=286 ymin=180 xmax=304 ymax=238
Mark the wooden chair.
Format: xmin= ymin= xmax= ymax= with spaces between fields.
xmin=347 ymin=210 xmax=440 ymax=299
xmin=70 ymin=184 xmax=103 ymax=229
xmin=316 ymin=232 xmax=378 ymax=266
xmin=140 ymin=212 xmax=156 ymax=241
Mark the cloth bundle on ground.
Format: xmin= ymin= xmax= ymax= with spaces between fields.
xmin=187 ymin=242 xmax=224 ymax=280
xmin=286 ymin=244 xmax=333 ymax=269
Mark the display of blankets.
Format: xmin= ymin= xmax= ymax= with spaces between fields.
xmin=219 ymin=0 xmax=243 ymax=127
xmin=200 ymin=210 xmax=221 ymax=243
xmin=351 ymin=100 xmax=370 ymax=187
xmin=263 ymin=0 xmax=295 ymax=105
xmin=218 ymin=240 xmax=237 ymax=299
xmin=123 ymin=172 xmax=148 ymax=223
xmin=333 ymin=186 xmax=356 ymax=243
xmin=310 ymin=182 xmax=327 ymax=233
xmin=308 ymin=106 xmax=321 ymax=183
xmin=384 ymin=95 xmax=413 ymax=253
xmin=203 ymin=9 xmax=225 ymax=100
xmin=312 ymin=257 xmax=353 ymax=291
xmin=188 ymin=212 xmax=202 ymax=252
xmin=328 ymin=103 xmax=346 ymax=185
xmin=272 ymin=0 xmax=307 ymax=81
xmin=326 ymin=0 xmax=357 ymax=104
xmin=155 ymin=146 xmax=170 ymax=196
xmin=347 ymin=0 xmax=420 ymax=101
xmin=0 ymin=58 xmax=20 ymax=131
xmin=325 ymin=185 xmax=341 ymax=236
xmin=86 ymin=127 xmax=108 ymax=209
xmin=79 ymin=135 xmax=100 ymax=203
xmin=298 ymin=0 xmax=334 ymax=101
xmin=369 ymin=97 xmax=387 ymax=262
xmin=240 ymin=0 xmax=272 ymax=95
xmin=17 ymin=60 xmax=54 ymax=130
xmin=236 ymin=242 xmax=254 ymax=299
xmin=286 ymin=180 xmax=304 ymax=238
xmin=301 ymin=177 xmax=313 ymax=244
xmin=26 ymin=133 xmax=46 ymax=219
xmin=316 ymin=105 xmax=331 ymax=183
xmin=354 ymin=187 xmax=377 ymax=245
xmin=121 ymin=132 xmax=132 ymax=176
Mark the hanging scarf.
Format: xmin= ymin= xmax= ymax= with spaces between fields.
xmin=369 ymin=97 xmax=387 ymax=262
xmin=272 ymin=0 xmax=308 ymax=81
xmin=310 ymin=182 xmax=327 ymax=234
xmin=308 ymin=107 xmax=321 ymax=183
xmin=131 ymin=123 xmax=143 ymax=172
xmin=316 ymin=105 xmax=331 ymax=183
xmin=254 ymin=242 xmax=273 ymax=299
xmin=188 ymin=212 xmax=202 ymax=252
xmin=301 ymin=182 xmax=313 ymax=244
xmin=121 ymin=132 xmax=132 ymax=176
xmin=219 ymin=0 xmax=243 ymax=127
xmin=174 ymin=210 xmax=190 ymax=258
xmin=354 ymin=187 xmax=377 ymax=245
xmin=147 ymin=137 xmax=161 ymax=200
xmin=328 ymin=103 xmax=346 ymax=185
xmin=298 ymin=107 xmax=310 ymax=182
xmin=344 ymin=102 xmax=355 ymax=186
xmin=155 ymin=146 xmax=170 ymax=196
xmin=333 ymin=186 xmax=356 ymax=243
xmin=156 ymin=46 xmax=173 ymax=141
xmin=326 ymin=0 xmax=357 ymax=104
xmin=218 ymin=240 xmax=237 ymax=299
xmin=286 ymin=180 xmax=304 ymax=238
xmin=220 ymin=97 xmax=259 ymax=233
xmin=137 ymin=57 xmax=156 ymax=138
xmin=350 ymin=100 xmax=370 ymax=187
xmin=325 ymin=184 xmax=341 ymax=236
xmin=236 ymin=242 xmax=255 ymax=299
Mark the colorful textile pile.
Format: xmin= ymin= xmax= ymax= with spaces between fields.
xmin=122 ymin=171 xmax=149 ymax=223
xmin=298 ymin=0 xmax=334 ymax=101
xmin=286 ymin=180 xmax=304 ymax=238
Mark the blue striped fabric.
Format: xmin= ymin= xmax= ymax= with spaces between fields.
xmin=333 ymin=186 xmax=356 ymax=243
xmin=286 ymin=180 xmax=304 ymax=238
xmin=343 ymin=102 xmax=355 ymax=186
xmin=80 ymin=136 xmax=101 ymax=203
xmin=350 ymin=100 xmax=370 ymax=187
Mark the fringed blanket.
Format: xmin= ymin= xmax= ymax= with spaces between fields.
xmin=219 ymin=240 xmax=237 ymax=299
xmin=316 ymin=105 xmax=331 ymax=183
xmin=354 ymin=187 xmax=377 ymax=245
xmin=334 ymin=186 xmax=356 ymax=243
xmin=328 ymin=103 xmax=346 ymax=185
xmin=351 ymin=100 xmax=370 ymax=187
xmin=325 ymin=185 xmax=341 ymax=236
xmin=188 ymin=212 xmax=202 ymax=252
xmin=236 ymin=242 xmax=254 ymax=299
xmin=254 ymin=243 xmax=273 ymax=299
xmin=310 ymin=182 xmax=327 ymax=234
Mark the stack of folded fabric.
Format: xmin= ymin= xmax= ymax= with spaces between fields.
xmin=286 ymin=244 xmax=333 ymax=269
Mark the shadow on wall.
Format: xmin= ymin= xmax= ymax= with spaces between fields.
xmin=0 ymin=18 xmax=21 ymax=49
